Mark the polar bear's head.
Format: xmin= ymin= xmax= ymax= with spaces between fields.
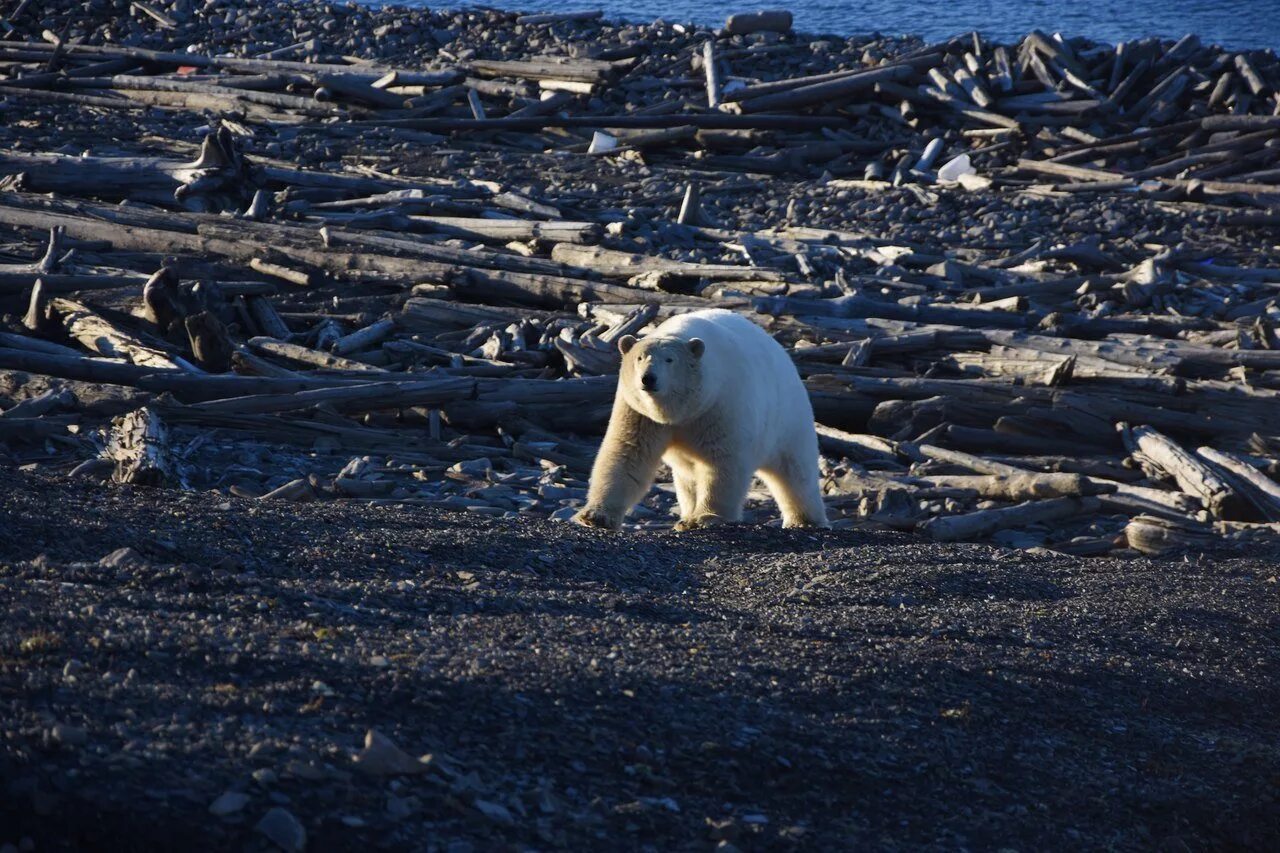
xmin=617 ymin=334 xmax=706 ymax=424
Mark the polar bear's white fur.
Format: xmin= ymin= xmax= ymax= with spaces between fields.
xmin=573 ymin=308 xmax=829 ymax=531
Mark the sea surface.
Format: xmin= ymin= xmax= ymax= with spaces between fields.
xmin=404 ymin=0 xmax=1280 ymax=51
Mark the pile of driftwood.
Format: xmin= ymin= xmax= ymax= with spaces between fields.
xmin=4 ymin=7 xmax=1280 ymax=192
xmin=1 ymin=5 xmax=1280 ymax=557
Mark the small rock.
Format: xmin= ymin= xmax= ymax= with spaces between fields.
xmin=99 ymin=547 xmax=145 ymax=569
xmin=473 ymin=798 xmax=514 ymax=825
xmin=69 ymin=457 xmax=114 ymax=480
xmin=352 ymin=729 xmax=430 ymax=776
xmin=51 ymin=723 xmax=87 ymax=747
xmin=385 ymin=794 xmax=415 ymax=821
xmin=255 ymin=807 xmax=306 ymax=853
xmin=252 ymin=768 xmax=278 ymax=786
xmin=724 ymin=10 xmax=792 ymax=35
xmin=209 ymin=790 xmax=251 ymax=816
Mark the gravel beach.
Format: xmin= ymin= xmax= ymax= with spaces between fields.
xmin=2 ymin=467 xmax=1279 ymax=850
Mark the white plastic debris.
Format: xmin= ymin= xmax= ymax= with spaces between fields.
xmin=587 ymin=131 xmax=618 ymax=154
xmin=937 ymin=153 xmax=975 ymax=183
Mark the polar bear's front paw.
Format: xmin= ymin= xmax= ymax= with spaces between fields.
xmin=572 ymin=506 xmax=621 ymax=530
xmin=674 ymin=513 xmax=728 ymax=531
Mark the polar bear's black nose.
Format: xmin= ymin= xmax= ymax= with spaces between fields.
xmin=641 ymin=372 xmax=657 ymax=391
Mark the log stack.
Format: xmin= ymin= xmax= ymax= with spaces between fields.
xmin=1 ymin=1 xmax=1279 ymax=557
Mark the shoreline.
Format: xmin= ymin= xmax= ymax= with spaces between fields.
xmin=292 ymin=0 xmax=1280 ymax=52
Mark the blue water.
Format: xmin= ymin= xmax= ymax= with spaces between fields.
xmin=429 ymin=0 xmax=1280 ymax=51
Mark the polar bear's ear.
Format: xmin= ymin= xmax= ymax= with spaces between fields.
xmin=688 ymin=338 xmax=705 ymax=359
xmin=617 ymin=335 xmax=637 ymax=355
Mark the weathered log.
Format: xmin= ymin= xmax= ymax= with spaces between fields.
xmin=914 ymin=473 xmax=1115 ymax=501
xmin=702 ymin=39 xmax=721 ymax=109
xmin=260 ymin=477 xmax=317 ymax=502
xmin=815 ymin=424 xmax=899 ymax=462
xmin=184 ymin=311 xmax=234 ymax=373
xmin=248 ymin=337 xmax=387 ymax=373
xmin=0 ymin=387 xmax=73 ymax=419
xmin=756 ymin=294 xmax=1030 ymax=330
xmin=1124 ymin=514 xmax=1218 ymax=556
xmin=677 ymin=182 xmax=702 ymax=226
xmin=1195 ymin=446 xmax=1280 ymax=521
xmin=1121 ymin=424 xmax=1247 ymax=518
xmin=365 ymin=114 xmax=850 ymax=132
xmin=553 ymin=243 xmax=784 ymax=282
xmin=553 ymin=338 xmax=619 ymax=376
xmin=332 ymin=318 xmax=396 ymax=356
xmin=23 ymin=278 xmax=48 ymax=332
xmin=0 ymin=416 xmax=74 ymax=443
xmin=738 ymin=64 xmax=914 ymax=113
xmin=515 ymin=10 xmax=604 ymax=24
xmin=456 ymin=268 xmax=660 ymax=308
xmin=919 ymin=496 xmax=1101 ymax=541
xmin=188 ymin=377 xmax=475 ymax=415
xmin=106 ymin=407 xmax=177 ymax=486
xmin=908 ymin=443 xmax=1025 ymax=475
xmin=141 ymin=267 xmax=184 ymax=334
xmin=51 ymin=297 xmax=197 ymax=371
xmin=244 ymin=295 xmax=292 ymax=340
xmin=404 ymin=216 xmax=600 ymax=244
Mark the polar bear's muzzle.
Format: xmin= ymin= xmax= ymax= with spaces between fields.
xmin=640 ymin=371 xmax=658 ymax=392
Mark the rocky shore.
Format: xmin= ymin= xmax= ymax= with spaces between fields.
xmin=1 ymin=2 xmax=1280 ymax=554
xmin=1 ymin=4 xmax=1280 ymax=846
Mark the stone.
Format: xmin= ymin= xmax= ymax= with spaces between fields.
xmin=209 ymin=790 xmax=251 ymax=816
xmin=99 ymin=547 xmax=145 ymax=569
xmin=51 ymin=723 xmax=87 ymax=747
xmin=473 ymin=798 xmax=514 ymax=825
xmin=255 ymin=807 xmax=306 ymax=852
xmin=352 ymin=729 xmax=429 ymax=776
xmin=724 ymin=10 xmax=792 ymax=35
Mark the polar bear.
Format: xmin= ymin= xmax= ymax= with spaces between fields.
xmin=573 ymin=308 xmax=829 ymax=531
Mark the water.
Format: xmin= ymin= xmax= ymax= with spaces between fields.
xmin=422 ymin=0 xmax=1280 ymax=51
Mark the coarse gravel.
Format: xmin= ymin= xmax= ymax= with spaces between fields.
xmin=1 ymin=467 xmax=1277 ymax=851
